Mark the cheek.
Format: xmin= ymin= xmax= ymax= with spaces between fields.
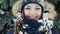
xmin=36 ymin=12 xmax=42 ymax=19
xmin=24 ymin=10 xmax=29 ymax=16
xmin=36 ymin=11 xmax=42 ymax=16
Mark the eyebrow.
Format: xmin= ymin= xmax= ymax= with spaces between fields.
xmin=35 ymin=6 xmax=41 ymax=8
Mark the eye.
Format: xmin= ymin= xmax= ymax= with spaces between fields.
xmin=25 ymin=8 xmax=31 ymax=10
xmin=35 ymin=8 xmax=40 ymax=10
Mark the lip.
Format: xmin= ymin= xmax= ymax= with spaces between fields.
xmin=29 ymin=17 xmax=37 ymax=20
xmin=26 ymin=15 xmax=38 ymax=20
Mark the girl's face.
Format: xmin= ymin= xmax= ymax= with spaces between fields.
xmin=24 ymin=3 xmax=42 ymax=20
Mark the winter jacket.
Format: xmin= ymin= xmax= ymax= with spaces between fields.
xmin=6 ymin=18 xmax=59 ymax=34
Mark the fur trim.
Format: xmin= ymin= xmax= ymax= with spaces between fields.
xmin=44 ymin=1 xmax=57 ymax=20
xmin=12 ymin=0 xmax=22 ymax=17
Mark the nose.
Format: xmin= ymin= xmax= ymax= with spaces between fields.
xmin=29 ymin=10 xmax=36 ymax=15
xmin=29 ymin=10 xmax=37 ymax=17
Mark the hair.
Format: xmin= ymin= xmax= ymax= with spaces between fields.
xmin=14 ymin=19 xmax=25 ymax=34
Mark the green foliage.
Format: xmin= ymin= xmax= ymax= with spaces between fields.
xmin=1 ymin=0 xmax=9 ymax=10
xmin=0 ymin=11 xmax=15 ymax=34
xmin=0 ymin=0 xmax=17 ymax=34
xmin=9 ymin=0 xmax=17 ymax=7
xmin=45 ymin=0 xmax=60 ymax=4
xmin=0 ymin=0 xmax=17 ymax=10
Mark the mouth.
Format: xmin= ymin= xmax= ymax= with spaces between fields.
xmin=26 ymin=16 xmax=38 ymax=20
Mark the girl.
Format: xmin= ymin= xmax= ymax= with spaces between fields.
xmin=7 ymin=0 xmax=59 ymax=34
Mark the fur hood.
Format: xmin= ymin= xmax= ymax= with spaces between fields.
xmin=12 ymin=0 xmax=57 ymax=20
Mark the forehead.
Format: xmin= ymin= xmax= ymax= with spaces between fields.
xmin=25 ymin=3 xmax=41 ymax=7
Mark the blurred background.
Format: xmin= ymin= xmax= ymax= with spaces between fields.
xmin=0 ymin=0 xmax=60 ymax=34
